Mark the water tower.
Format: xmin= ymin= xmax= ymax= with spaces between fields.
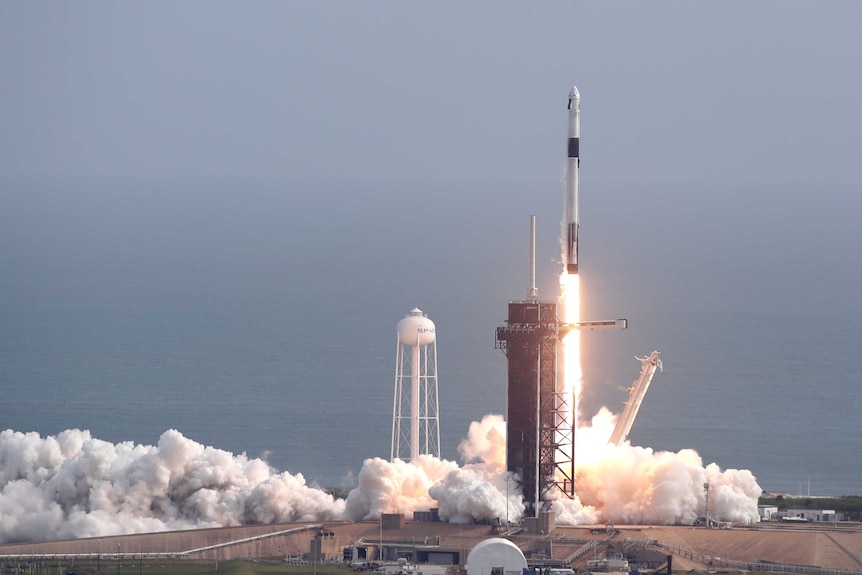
xmin=391 ymin=308 xmax=440 ymax=462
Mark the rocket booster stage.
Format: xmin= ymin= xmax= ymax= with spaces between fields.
xmin=566 ymin=86 xmax=580 ymax=274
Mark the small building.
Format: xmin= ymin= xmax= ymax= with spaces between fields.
xmin=413 ymin=508 xmax=441 ymax=522
xmin=309 ymin=529 xmax=340 ymax=562
xmin=524 ymin=511 xmax=556 ymax=535
xmin=784 ymin=509 xmax=843 ymax=522
xmin=758 ymin=505 xmax=778 ymax=521
xmin=382 ymin=513 xmax=405 ymax=530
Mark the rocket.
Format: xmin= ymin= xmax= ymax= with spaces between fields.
xmin=565 ymin=86 xmax=580 ymax=274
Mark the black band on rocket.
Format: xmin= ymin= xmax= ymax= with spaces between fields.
xmin=568 ymin=138 xmax=579 ymax=158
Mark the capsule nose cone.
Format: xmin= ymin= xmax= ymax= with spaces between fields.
xmin=568 ymin=85 xmax=580 ymax=110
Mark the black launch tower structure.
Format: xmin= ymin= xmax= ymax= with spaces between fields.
xmin=496 ymin=301 xmax=574 ymax=517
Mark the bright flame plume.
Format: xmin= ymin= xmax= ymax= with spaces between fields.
xmin=559 ymin=272 xmax=581 ymax=463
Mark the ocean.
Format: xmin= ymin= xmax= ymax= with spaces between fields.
xmin=1 ymin=176 xmax=860 ymax=498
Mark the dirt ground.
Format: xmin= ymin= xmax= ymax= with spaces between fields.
xmin=625 ymin=523 xmax=862 ymax=571
xmin=1 ymin=520 xmax=860 ymax=572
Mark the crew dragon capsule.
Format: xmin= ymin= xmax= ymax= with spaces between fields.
xmin=565 ymin=86 xmax=580 ymax=274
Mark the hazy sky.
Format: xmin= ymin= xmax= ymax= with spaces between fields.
xmin=4 ymin=2 xmax=860 ymax=305
xmin=3 ymin=3 xmax=862 ymax=187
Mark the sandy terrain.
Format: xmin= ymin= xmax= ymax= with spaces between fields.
xmin=1 ymin=521 xmax=860 ymax=572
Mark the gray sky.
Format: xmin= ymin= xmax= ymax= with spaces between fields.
xmin=2 ymin=3 xmax=861 ymax=187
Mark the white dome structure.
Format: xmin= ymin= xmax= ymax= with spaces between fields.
xmin=466 ymin=538 xmax=528 ymax=575
xmin=391 ymin=308 xmax=440 ymax=462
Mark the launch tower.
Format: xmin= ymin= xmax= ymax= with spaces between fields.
xmin=496 ymin=300 xmax=573 ymax=516
xmin=496 ymin=216 xmax=627 ymax=516
xmin=391 ymin=308 xmax=440 ymax=462
xmin=495 ymin=216 xmax=575 ymax=516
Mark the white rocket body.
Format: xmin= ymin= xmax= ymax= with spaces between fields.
xmin=566 ymin=86 xmax=580 ymax=274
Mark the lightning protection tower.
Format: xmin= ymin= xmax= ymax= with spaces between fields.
xmin=391 ymin=308 xmax=440 ymax=462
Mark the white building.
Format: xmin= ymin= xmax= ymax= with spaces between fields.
xmin=758 ymin=505 xmax=778 ymax=521
xmin=466 ymin=538 xmax=528 ymax=575
xmin=784 ymin=508 xmax=843 ymax=522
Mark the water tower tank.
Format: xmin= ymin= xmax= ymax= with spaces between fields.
xmin=397 ymin=308 xmax=436 ymax=346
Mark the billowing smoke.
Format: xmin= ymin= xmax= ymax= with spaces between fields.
xmin=344 ymin=414 xmax=524 ymax=524
xmin=550 ymin=409 xmax=761 ymax=525
xmin=0 ymin=428 xmax=344 ymax=543
xmin=0 ymin=409 xmax=760 ymax=544
xmin=0 ymin=416 xmax=521 ymax=543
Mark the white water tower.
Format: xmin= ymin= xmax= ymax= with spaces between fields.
xmin=391 ymin=308 xmax=440 ymax=462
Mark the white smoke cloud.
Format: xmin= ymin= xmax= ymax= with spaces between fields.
xmin=344 ymin=455 xmax=459 ymax=520
xmin=0 ymin=428 xmax=345 ymax=543
xmin=0 ymin=417 xmax=523 ymax=543
xmin=550 ymin=410 xmax=762 ymax=526
xmin=554 ymin=444 xmax=760 ymax=525
xmin=430 ymin=466 xmax=525 ymax=524
xmin=458 ymin=414 xmax=507 ymax=472
xmin=0 ymin=407 xmax=761 ymax=544
xmin=343 ymin=415 xmax=524 ymax=524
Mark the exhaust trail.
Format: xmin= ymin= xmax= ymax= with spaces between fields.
xmin=552 ymin=85 xmax=761 ymax=523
